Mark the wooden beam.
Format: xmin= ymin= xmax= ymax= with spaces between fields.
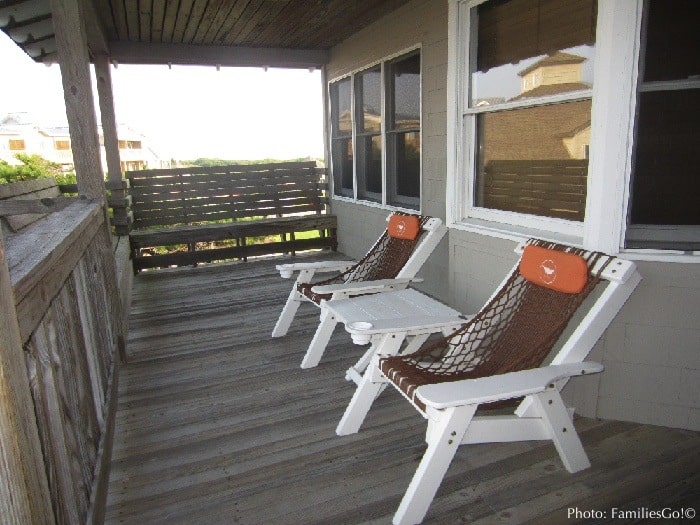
xmin=107 ymin=41 xmax=330 ymax=69
xmin=49 ymin=0 xmax=105 ymax=199
xmin=94 ymin=55 xmax=123 ymax=183
xmin=0 ymin=229 xmax=55 ymax=525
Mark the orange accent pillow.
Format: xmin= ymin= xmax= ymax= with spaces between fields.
xmin=519 ymin=245 xmax=589 ymax=294
xmin=387 ymin=214 xmax=421 ymax=240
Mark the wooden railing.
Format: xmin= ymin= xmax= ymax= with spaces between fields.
xmin=125 ymin=161 xmax=338 ymax=272
xmin=480 ymin=159 xmax=588 ymax=221
xmin=1 ymin=181 xmax=124 ymax=524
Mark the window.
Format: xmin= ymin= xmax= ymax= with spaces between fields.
xmin=625 ymin=0 xmax=700 ymax=250
xmin=330 ymin=77 xmax=353 ymax=198
xmin=449 ymin=0 xmax=697 ymax=256
xmin=9 ymin=139 xmax=25 ymax=151
xmin=329 ymin=49 xmax=421 ymax=210
xmin=464 ymin=0 xmax=596 ymax=232
xmin=54 ymin=139 xmax=70 ymax=150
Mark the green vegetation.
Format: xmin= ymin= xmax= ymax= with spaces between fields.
xmin=0 ymin=154 xmax=68 ymax=184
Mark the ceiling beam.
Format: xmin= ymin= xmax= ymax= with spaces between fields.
xmin=107 ymin=42 xmax=329 ymax=69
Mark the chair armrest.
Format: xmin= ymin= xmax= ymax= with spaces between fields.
xmin=275 ymin=260 xmax=354 ymax=278
xmin=312 ymin=277 xmax=421 ymax=296
xmin=416 ymin=362 xmax=604 ymax=409
xmin=345 ymin=315 xmax=469 ymax=336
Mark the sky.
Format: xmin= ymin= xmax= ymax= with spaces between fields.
xmin=0 ymin=31 xmax=325 ymax=161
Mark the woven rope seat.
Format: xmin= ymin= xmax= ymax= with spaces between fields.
xmin=380 ymin=240 xmax=613 ymax=412
xmin=296 ymin=213 xmax=430 ymax=304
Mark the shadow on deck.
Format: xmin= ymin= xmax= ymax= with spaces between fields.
xmin=106 ymin=253 xmax=700 ymax=525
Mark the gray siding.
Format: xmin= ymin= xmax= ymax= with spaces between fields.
xmin=326 ymin=0 xmax=449 ymax=300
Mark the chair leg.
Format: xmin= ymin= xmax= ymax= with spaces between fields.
xmin=393 ymin=405 xmax=477 ymax=525
xmin=336 ymin=363 xmax=388 ymax=435
xmin=272 ymin=288 xmax=303 ymax=337
xmin=531 ymin=390 xmax=591 ymax=473
xmin=300 ymin=308 xmax=337 ymax=368
xmin=336 ymin=334 xmax=406 ymax=435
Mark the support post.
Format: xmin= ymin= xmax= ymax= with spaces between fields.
xmin=50 ymin=0 xmax=105 ymax=200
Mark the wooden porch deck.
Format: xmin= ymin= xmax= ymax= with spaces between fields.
xmin=105 ymin=254 xmax=700 ymax=525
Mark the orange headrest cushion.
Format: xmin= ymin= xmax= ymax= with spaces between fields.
xmin=519 ymin=244 xmax=589 ymax=294
xmin=387 ymin=214 xmax=421 ymax=240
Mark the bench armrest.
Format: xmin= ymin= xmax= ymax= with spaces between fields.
xmin=312 ymin=277 xmax=421 ymax=297
xmin=415 ymin=362 xmax=604 ymax=409
xmin=276 ymin=260 xmax=355 ymax=278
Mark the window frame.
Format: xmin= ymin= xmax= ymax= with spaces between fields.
xmin=328 ymin=46 xmax=422 ymax=213
xmin=446 ymin=0 xmax=699 ymax=260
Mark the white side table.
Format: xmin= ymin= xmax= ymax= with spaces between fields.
xmin=323 ymin=288 xmax=466 ymax=384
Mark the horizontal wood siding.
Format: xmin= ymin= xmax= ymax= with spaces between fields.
xmin=481 ymin=159 xmax=588 ymax=221
xmin=127 ymin=162 xmax=337 ymax=271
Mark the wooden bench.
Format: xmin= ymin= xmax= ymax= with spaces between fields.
xmin=0 ymin=178 xmax=75 ymax=236
xmin=127 ymin=161 xmax=337 ymax=272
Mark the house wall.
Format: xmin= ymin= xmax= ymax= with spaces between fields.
xmin=326 ymin=0 xmax=450 ymax=300
xmin=327 ymin=0 xmax=699 ymax=432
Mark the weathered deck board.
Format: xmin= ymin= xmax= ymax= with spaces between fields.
xmin=106 ymin=254 xmax=700 ymax=524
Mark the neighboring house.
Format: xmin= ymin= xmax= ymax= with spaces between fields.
xmin=0 ymin=112 xmax=165 ymax=172
xmin=326 ymin=0 xmax=699 ymax=431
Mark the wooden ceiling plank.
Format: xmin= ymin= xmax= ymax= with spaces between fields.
xmin=235 ymin=0 xmax=283 ymax=46
xmin=138 ymin=0 xmax=152 ymax=43
xmin=193 ymin=0 xmax=235 ymax=45
xmin=124 ymin=0 xmax=140 ymax=41
xmin=171 ymin=0 xmax=194 ymax=43
xmin=208 ymin=0 xmax=251 ymax=44
xmin=150 ymin=0 xmax=166 ymax=42
xmin=160 ymin=0 xmax=180 ymax=43
xmin=108 ymin=0 xmax=129 ymax=41
xmin=254 ymin=0 xmax=319 ymax=48
xmin=181 ymin=0 xmax=209 ymax=44
xmin=218 ymin=0 xmax=264 ymax=46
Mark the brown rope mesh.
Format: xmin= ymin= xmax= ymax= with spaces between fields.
xmin=297 ymin=213 xmax=431 ymax=304
xmin=380 ymin=239 xmax=613 ymax=412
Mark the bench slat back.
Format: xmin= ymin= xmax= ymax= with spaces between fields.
xmin=127 ymin=161 xmax=328 ymax=229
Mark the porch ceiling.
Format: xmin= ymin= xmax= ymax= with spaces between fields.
xmin=0 ymin=0 xmax=412 ymax=68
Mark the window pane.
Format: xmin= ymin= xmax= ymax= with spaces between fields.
xmin=643 ymin=0 xmax=700 ymax=82
xmin=331 ymin=137 xmax=354 ymax=197
xmin=629 ymin=89 xmax=700 ymax=226
xmin=389 ymin=53 xmax=420 ymax=130
xmin=475 ymin=101 xmax=590 ymax=221
xmin=472 ymin=0 xmax=596 ymax=105
xmin=357 ymin=135 xmax=382 ymax=202
xmin=331 ymin=78 xmax=352 ymax=135
xmin=388 ymin=131 xmax=420 ymax=208
xmin=356 ymin=67 xmax=381 ymax=133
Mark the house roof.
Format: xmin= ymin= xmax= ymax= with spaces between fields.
xmin=518 ymin=51 xmax=587 ymax=77
xmin=0 ymin=0 xmax=412 ymax=68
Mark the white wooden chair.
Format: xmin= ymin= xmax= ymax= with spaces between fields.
xmin=271 ymin=213 xmax=446 ymax=369
xmin=335 ymin=240 xmax=641 ymax=525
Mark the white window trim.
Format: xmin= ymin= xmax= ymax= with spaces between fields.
xmin=328 ymin=45 xmax=423 ymax=214
xmin=446 ymin=0 xmax=699 ymax=262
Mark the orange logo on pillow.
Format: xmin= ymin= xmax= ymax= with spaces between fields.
xmin=519 ymin=245 xmax=588 ymax=294
xmin=387 ymin=214 xmax=421 ymax=240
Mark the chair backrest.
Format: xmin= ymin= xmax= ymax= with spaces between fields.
xmin=343 ymin=213 xmax=444 ymax=283
xmin=380 ymin=239 xmax=640 ymax=408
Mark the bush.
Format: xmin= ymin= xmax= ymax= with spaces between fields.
xmin=0 ymin=154 xmax=67 ymax=184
